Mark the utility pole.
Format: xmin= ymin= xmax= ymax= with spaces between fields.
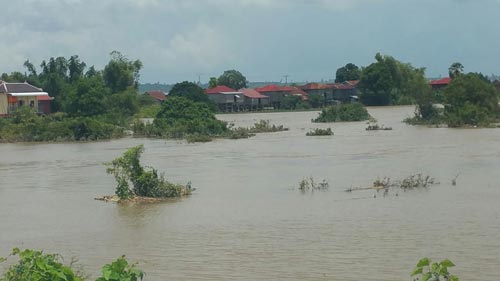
xmin=283 ymin=74 xmax=290 ymax=85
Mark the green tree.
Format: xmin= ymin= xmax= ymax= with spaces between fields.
xmin=208 ymin=77 xmax=218 ymax=88
xmin=168 ymin=81 xmax=212 ymax=105
xmin=103 ymin=51 xmax=143 ymax=93
xmin=65 ymin=76 xmax=109 ymax=117
xmin=217 ymin=70 xmax=247 ymax=90
xmin=359 ymin=53 xmax=427 ymax=106
xmin=444 ymin=72 xmax=499 ymax=126
xmin=411 ymin=258 xmax=459 ymax=281
xmin=448 ymin=62 xmax=464 ymax=79
xmin=68 ymin=55 xmax=87 ymax=82
xmin=335 ymin=63 xmax=361 ymax=83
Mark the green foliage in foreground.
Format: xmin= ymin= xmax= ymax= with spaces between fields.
xmin=106 ymin=145 xmax=192 ymax=200
xmin=313 ymin=103 xmax=370 ymax=123
xmin=0 ymin=108 xmax=123 ymax=142
xmin=411 ymin=258 xmax=459 ymax=281
xmin=1 ymin=248 xmax=83 ymax=281
xmin=1 ymin=249 xmax=143 ymax=281
xmin=96 ymin=256 xmax=144 ymax=281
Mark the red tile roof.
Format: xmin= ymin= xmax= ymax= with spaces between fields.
xmin=254 ymin=84 xmax=290 ymax=92
xmin=331 ymin=83 xmax=355 ymax=90
xmin=205 ymin=85 xmax=237 ymax=94
xmin=146 ymin=91 xmax=167 ymax=101
xmin=239 ymin=88 xmax=269 ymax=99
xmin=429 ymin=77 xmax=451 ymax=85
xmin=286 ymin=86 xmax=309 ymax=100
xmin=299 ymin=83 xmax=335 ymax=90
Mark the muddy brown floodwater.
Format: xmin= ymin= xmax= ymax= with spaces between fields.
xmin=1 ymin=106 xmax=500 ymax=280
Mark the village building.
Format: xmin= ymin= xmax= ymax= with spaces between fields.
xmin=239 ymin=88 xmax=270 ymax=110
xmin=205 ymin=85 xmax=244 ymax=112
xmin=0 ymin=81 xmax=53 ymax=116
xmin=300 ymin=82 xmax=358 ymax=104
xmin=145 ymin=91 xmax=167 ymax=103
xmin=429 ymin=77 xmax=451 ymax=90
xmin=254 ymin=85 xmax=307 ymax=109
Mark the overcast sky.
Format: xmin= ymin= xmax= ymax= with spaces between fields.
xmin=1 ymin=0 xmax=499 ymax=83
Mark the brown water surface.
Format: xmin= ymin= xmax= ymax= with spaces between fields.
xmin=1 ymin=106 xmax=499 ymax=280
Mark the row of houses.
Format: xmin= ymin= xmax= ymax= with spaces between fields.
xmin=0 ymin=81 xmax=53 ymax=116
xmin=146 ymin=81 xmax=360 ymax=112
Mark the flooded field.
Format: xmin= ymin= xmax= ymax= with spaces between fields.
xmin=1 ymin=106 xmax=500 ymax=280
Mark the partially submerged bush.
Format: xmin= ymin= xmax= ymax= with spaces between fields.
xmin=249 ymin=120 xmax=289 ymax=133
xmin=133 ymin=97 xmax=228 ymax=140
xmin=298 ymin=177 xmax=329 ymax=192
xmin=313 ymin=103 xmax=370 ymax=123
xmin=96 ymin=256 xmax=144 ymax=281
xmin=365 ymin=124 xmax=392 ymax=131
xmin=411 ymin=258 xmax=459 ymax=281
xmin=306 ymin=128 xmax=334 ymax=136
xmin=228 ymin=120 xmax=287 ymax=140
xmin=105 ymin=145 xmax=192 ymax=200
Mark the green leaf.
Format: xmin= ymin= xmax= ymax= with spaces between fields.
xmin=440 ymin=259 xmax=455 ymax=268
xmin=417 ymin=257 xmax=430 ymax=267
xmin=422 ymin=272 xmax=432 ymax=281
xmin=450 ymin=275 xmax=460 ymax=281
xmin=0 ymin=257 xmax=6 ymax=263
xmin=411 ymin=267 xmax=423 ymax=276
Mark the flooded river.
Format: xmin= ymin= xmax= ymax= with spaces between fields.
xmin=1 ymin=106 xmax=500 ymax=280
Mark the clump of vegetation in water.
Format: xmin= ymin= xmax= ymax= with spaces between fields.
xmin=298 ymin=177 xmax=329 ymax=192
xmin=96 ymin=256 xmax=144 ymax=281
xmin=1 ymin=248 xmax=144 ymax=281
xmin=406 ymin=71 xmax=499 ymax=128
xmin=312 ymin=103 xmax=370 ymax=123
xmin=0 ymin=107 xmax=124 ymax=143
xmin=132 ymin=97 xmax=229 ymax=141
xmin=346 ymin=173 xmax=438 ymax=197
xmin=229 ymin=120 xmax=289 ymax=139
xmin=306 ymin=128 xmax=334 ymax=136
xmin=105 ymin=145 xmax=192 ymax=201
xmin=249 ymin=119 xmax=288 ymax=133
xmin=365 ymin=123 xmax=392 ymax=131
xmin=411 ymin=258 xmax=459 ymax=281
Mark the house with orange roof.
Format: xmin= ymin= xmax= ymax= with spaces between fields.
xmin=239 ymin=88 xmax=270 ymax=110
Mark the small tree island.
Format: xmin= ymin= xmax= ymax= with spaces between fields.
xmin=312 ymin=103 xmax=371 ymax=123
xmin=100 ymin=145 xmax=193 ymax=202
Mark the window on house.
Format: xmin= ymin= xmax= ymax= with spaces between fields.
xmin=30 ymin=100 xmax=35 ymax=108
xmin=18 ymin=100 xmax=24 ymax=106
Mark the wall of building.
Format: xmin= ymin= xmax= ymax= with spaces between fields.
xmin=0 ymin=94 xmax=8 ymax=115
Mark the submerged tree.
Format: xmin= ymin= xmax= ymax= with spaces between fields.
xmin=105 ymin=145 xmax=192 ymax=200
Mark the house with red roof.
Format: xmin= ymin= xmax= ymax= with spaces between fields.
xmin=205 ymin=85 xmax=245 ymax=112
xmin=429 ymin=77 xmax=452 ymax=90
xmin=145 ymin=91 xmax=167 ymax=103
xmin=254 ymin=84 xmax=307 ymax=109
xmin=239 ymin=88 xmax=270 ymax=110
xmin=0 ymin=81 xmax=53 ymax=116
